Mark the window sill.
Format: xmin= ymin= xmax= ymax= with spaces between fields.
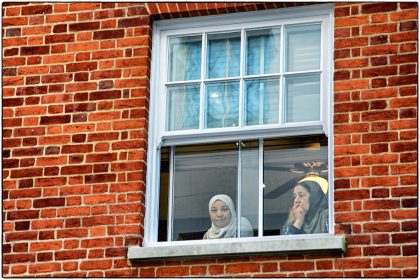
xmin=127 ymin=235 xmax=346 ymax=262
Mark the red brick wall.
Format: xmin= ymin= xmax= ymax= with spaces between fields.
xmin=2 ymin=2 xmax=417 ymax=277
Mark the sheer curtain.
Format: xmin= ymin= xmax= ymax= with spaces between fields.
xmin=206 ymin=33 xmax=241 ymax=128
xmin=168 ymin=37 xmax=201 ymax=131
xmin=246 ymin=29 xmax=280 ymax=126
xmin=167 ymin=25 xmax=320 ymax=131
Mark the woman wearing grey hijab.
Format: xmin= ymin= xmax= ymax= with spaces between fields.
xmin=281 ymin=180 xmax=328 ymax=235
xmin=203 ymin=194 xmax=254 ymax=239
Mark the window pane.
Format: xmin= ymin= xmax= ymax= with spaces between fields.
xmin=205 ymin=81 xmax=239 ymax=128
xmin=246 ymin=28 xmax=280 ymax=75
xmin=207 ymin=32 xmax=241 ymax=78
xmin=169 ymin=36 xmax=202 ymax=82
xmin=166 ymin=84 xmax=200 ymax=131
xmin=286 ymin=25 xmax=321 ymax=72
xmin=285 ymin=75 xmax=320 ymax=123
xmin=172 ymin=143 xmax=239 ymax=241
xmin=245 ymin=78 xmax=279 ymax=126
xmin=263 ymin=135 xmax=329 ymax=236
xmin=240 ymin=140 xmax=259 ymax=237
xmin=158 ymin=147 xmax=170 ymax=241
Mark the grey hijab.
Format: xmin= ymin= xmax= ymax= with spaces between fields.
xmin=298 ymin=180 xmax=328 ymax=234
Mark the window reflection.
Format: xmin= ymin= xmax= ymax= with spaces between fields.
xmin=158 ymin=135 xmax=329 ymax=241
xmin=173 ymin=142 xmax=238 ymax=241
xmin=263 ymin=135 xmax=328 ymax=236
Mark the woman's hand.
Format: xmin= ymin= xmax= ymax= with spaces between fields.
xmin=292 ymin=201 xmax=308 ymax=229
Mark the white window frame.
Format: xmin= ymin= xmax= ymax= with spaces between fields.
xmin=128 ymin=4 xmax=345 ymax=261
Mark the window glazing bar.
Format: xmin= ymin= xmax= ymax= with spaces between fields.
xmin=199 ymin=32 xmax=206 ymax=130
xmin=239 ymin=28 xmax=245 ymax=127
xmin=258 ymin=138 xmax=264 ymax=237
xmin=167 ymin=146 xmax=175 ymax=241
xmin=279 ymin=25 xmax=285 ymax=124
xmin=237 ymin=141 xmax=242 ymax=237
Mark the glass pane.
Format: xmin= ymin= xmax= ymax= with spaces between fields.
xmin=286 ymin=25 xmax=321 ymax=72
xmin=246 ymin=28 xmax=280 ymax=75
xmin=158 ymin=147 xmax=170 ymax=241
xmin=263 ymin=135 xmax=329 ymax=236
xmin=285 ymin=75 xmax=320 ymax=123
xmin=169 ymin=36 xmax=202 ymax=81
xmin=172 ymin=142 xmax=239 ymax=241
xmin=207 ymin=32 xmax=241 ymax=79
xmin=245 ymin=78 xmax=279 ymax=126
xmin=240 ymin=140 xmax=259 ymax=237
xmin=205 ymin=81 xmax=239 ymax=128
xmin=166 ymin=84 xmax=200 ymax=131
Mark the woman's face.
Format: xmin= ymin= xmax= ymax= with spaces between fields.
xmin=293 ymin=185 xmax=310 ymax=213
xmin=210 ymin=200 xmax=232 ymax=228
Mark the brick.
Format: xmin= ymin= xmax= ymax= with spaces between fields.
xmin=390 ymin=142 xmax=417 ymax=153
xmin=16 ymin=86 xmax=48 ymax=96
xmin=22 ymin=4 xmax=53 ymax=15
xmin=29 ymin=263 xmax=61 ymax=274
xmin=62 ymin=144 xmax=93 ymax=154
xmin=390 ymin=97 xmax=417 ymax=108
xmin=41 ymin=74 xmax=72 ymax=83
xmin=280 ymin=261 xmax=314 ymax=272
xmin=361 ymin=2 xmax=397 ymax=13
xmin=57 ymin=228 xmax=89 ymax=238
xmin=392 ymin=233 xmax=417 ymax=244
xmin=3 ymin=253 xmax=36 ymax=264
xmin=89 ymin=90 xmax=121 ymax=101
xmin=40 ymin=115 xmax=71 ymax=125
xmin=66 ymin=62 xmax=97 ymax=72
xmin=32 ymin=219 xmax=64 ymax=229
xmin=362 ymin=45 xmax=399 ymax=56
xmin=362 ymin=132 xmax=398 ymax=144
xmin=362 ymin=66 xmax=397 ymax=78
xmin=69 ymin=22 xmax=101 ymax=31
xmin=93 ymin=29 xmax=125 ymax=40
xmin=80 ymin=260 xmax=112 ymax=270
xmin=335 ymin=37 xmax=368 ymax=49
xmin=335 ymin=259 xmax=371 ymax=269
xmin=30 ymin=241 xmax=62 ymax=252
xmin=57 ymin=206 xmax=90 ymax=217
xmin=7 ymin=210 xmax=40 ymax=221
xmin=334 ymin=102 xmax=369 ymax=113
xmin=33 ymin=198 xmax=65 ymax=208
xmin=335 ymin=189 xmax=370 ymax=201
xmin=69 ymin=2 xmax=100 ymax=11
xmin=156 ymin=267 xmax=189 ymax=277
xmin=364 ymin=200 xmax=400 ymax=210
xmin=61 ymin=165 xmax=93 ymax=175
xmin=370 ymin=35 xmax=389 ymax=45
xmin=118 ymin=17 xmax=149 ymax=28
xmin=9 ymin=188 xmax=42 ymax=199
xmin=390 ymin=54 xmax=417 ymax=65
xmin=21 ymin=46 xmax=50 ymax=56
xmin=362 ymin=23 xmax=397 ymax=35
xmin=363 ymin=246 xmax=401 ymax=256
xmin=85 ymin=174 xmax=116 ymax=184
xmin=45 ymin=34 xmax=75 ymax=44
xmin=335 ymin=16 xmax=368 ymax=28
xmin=11 ymin=168 xmax=43 ymax=178
xmin=95 ymin=9 xmax=124 ymax=19
xmin=5 ymin=231 xmax=38 ymax=242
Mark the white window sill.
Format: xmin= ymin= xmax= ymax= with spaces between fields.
xmin=127 ymin=235 xmax=346 ymax=261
